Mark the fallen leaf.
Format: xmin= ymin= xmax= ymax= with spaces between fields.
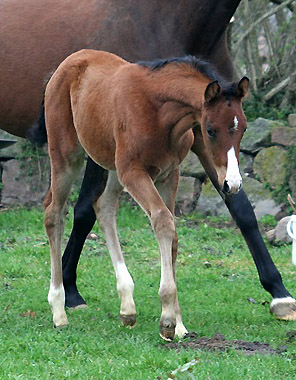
xmin=20 ymin=310 xmax=36 ymax=318
xmin=87 ymin=233 xmax=99 ymax=240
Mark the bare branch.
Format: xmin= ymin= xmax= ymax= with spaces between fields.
xmin=263 ymin=19 xmax=281 ymax=79
xmin=263 ymin=71 xmax=296 ymax=101
xmin=233 ymin=0 xmax=295 ymax=56
xmin=270 ymin=0 xmax=294 ymax=12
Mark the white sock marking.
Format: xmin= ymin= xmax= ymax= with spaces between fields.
xmin=48 ymin=283 xmax=68 ymax=326
xmin=270 ymin=296 xmax=296 ymax=308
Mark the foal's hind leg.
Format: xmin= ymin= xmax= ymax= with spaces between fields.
xmin=93 ymin=170 xmax=136 ymax=327
xmin=45 ymin=150 xmax=84 ymax=327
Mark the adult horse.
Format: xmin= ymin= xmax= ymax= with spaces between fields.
xmin=1 ymin=0 xmax=295 ymax=321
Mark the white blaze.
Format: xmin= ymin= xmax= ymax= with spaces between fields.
xmin=225 ymin=147 xmax=242 ymax=192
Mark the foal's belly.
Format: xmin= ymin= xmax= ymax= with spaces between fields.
xmin=76 ymin=125 xmax=117 ymax=170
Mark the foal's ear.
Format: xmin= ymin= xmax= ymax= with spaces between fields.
xmin=204 ymin=80 xmax=221 ymax=103
xmin=237 ymin=77 xmax=249 ymax=98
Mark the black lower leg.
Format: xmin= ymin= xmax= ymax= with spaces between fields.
xmin=225 ymin=189 xmax=292 ymax=299
xmin=62 ymin=157 xmax=107 ymax=308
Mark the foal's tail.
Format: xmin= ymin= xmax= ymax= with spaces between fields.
xmin=26 ymin=101 xmax=48 ymax=146
xmin=27 ymin=71 xmax=54 ymax=145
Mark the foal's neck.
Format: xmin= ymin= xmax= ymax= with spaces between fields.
xmin=143 ymin=64 xmax=210 ymax=141
xmin=145 ymin=64 xmax=210 ymax=114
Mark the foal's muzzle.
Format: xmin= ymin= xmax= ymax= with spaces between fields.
xmin=222 ymin=179 xmax=242 ymax=195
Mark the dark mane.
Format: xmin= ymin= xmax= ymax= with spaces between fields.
xmin=138 ymin=56 xmax=237 ymax=98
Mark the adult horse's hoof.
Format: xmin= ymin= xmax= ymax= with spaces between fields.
xmin=121 ymin=314 xmax=137 ymax=328
xmin=65 ymin=286 xmax=87 ymax=309
xmin=270 ymin=297 xmax=296 ymax=320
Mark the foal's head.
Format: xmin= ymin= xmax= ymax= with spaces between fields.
xmin=201 ymin=77 xmax=249 ymax=194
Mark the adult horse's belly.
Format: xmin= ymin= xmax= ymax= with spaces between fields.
xmin=0 ymin=0 xmax=105 ymax=137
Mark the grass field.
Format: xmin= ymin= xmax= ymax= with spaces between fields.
xmin=1 ymin=203 xmax=296 ymax=379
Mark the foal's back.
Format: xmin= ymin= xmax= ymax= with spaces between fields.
xmin=45 ymin=50 xmax=128 ymax=170
xmin=45 ymin=49 xmax=195 ymax=177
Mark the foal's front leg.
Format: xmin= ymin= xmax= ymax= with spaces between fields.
xmin=157 ymin=169 xmax=188 ymax=339
xmin=119 ymin=164 xmax=178 ymax=340
xmin=93 ymin=171 xmax=136 ymax=327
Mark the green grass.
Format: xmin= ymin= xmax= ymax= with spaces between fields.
xmin=1 ymin=204 xmax=296 ymax=379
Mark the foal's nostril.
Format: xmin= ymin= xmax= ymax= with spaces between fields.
xmin=222 ymin=180 xmax=230 ymax=194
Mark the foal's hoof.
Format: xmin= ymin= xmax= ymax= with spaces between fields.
xmin=159 ymin=326 xmax=175 ymax=341
xmin=159 ymin=319 xmax=176 ymax=341
xmin=54 ymin=322 xmax=69 ymax=329
xmin=175 ymin=323 xmax=189 ymax=340
xmin=68 ymin=304 xmax=88 ymax=311
xmin=121 ymin=314 xmax=137 ymax=328
xmin=53 ymin=315 xmax=69 ymax=328
xmin=270 ymin=297 xmax=296 ymax=321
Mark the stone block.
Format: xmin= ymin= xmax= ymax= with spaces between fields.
xmin=289 ymin=169 xmax=296 ymax=198
xmin=253 ymin=199 xmax=281 ymax=220
xmin=1 ymin=157 xmax=50 ymax=205
xmin=196 ymin=179 xmax=228 ymax=216
xmin=267 ymin=216 xmax=293 ymax=244
xmin=272 ymin=127 xmax=296 ymax=146
xmin=242 ymin=177 xmax=281 ymax=219
xmin=177 ymin=176 xmax=202 ymax=214
xmin=253 ymin=146 xmax=288 ymax=189
xmin=196 ymin=175 xmax=280 ymax=218
xmin=240 ymin=118 xmax=282 ymax=154
xmin=288 ymin=114 xmax=296 ymax=128
xmin=0 ymin=131 xmax=24 ymax=158
xmin=274 ymin=216 xmax=293 ymax=243
xmin=180 ymin=151 xmax=206 ymax=179
xmin=239 ymin=152 xmax=254 ymax=176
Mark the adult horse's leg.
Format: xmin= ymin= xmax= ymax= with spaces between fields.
xmin=157 ymin=168 xmax=188 ymax=338
xmin=224 ymin=191 xmax=296 ymax=319
xmin=93 ymin=170 xmax=136 ymax=327
xmin=62 ymin=157 xmax=108 ymax=308
xmin=191 ymin=133 xmax=296 ymax=320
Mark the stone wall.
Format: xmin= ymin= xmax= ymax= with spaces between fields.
xmin=0 ymin=130 xmax=50 ymax=206
xmin=1 ymin=115 xmax=295 ymax=218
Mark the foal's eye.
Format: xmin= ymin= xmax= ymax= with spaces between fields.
xmin=207 ymin=128 xmax=216 ymax=138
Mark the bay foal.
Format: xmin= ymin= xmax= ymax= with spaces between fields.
xmin=44 ymin=49 xmax=248 ymax=340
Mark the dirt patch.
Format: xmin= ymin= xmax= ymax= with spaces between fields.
xmin=163 ymin=332 xmax=286 ymax=355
